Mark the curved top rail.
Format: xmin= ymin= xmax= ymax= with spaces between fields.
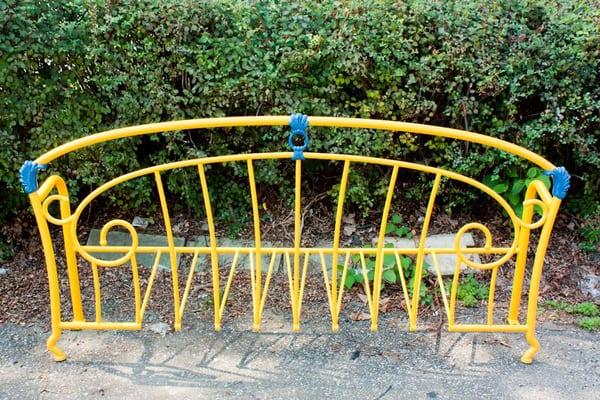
xmin=34 ymin=116 xmax=555 ymax=170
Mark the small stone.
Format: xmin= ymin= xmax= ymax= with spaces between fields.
xmin=580 ymin=274 xmax=600 ymax=301
xmin=0 ymin=267 xmax=9 ymax=276
xmin=148 ymin=322 xmax=170 ymax=336
xmin=131 ymin=216 xmax=150 ymax=229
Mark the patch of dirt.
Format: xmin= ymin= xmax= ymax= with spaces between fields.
xmin=0 ymin=204 xmax=597 ymax=330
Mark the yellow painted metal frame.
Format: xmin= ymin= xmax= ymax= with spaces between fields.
xmin=27 ymin=116 xmax=562 ymax=364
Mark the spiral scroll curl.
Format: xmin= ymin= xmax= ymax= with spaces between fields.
xmin=454 ymin=223 xmax=518 ymax=270
xmin=42 ymin=195 xmax=139 ymax=267
xmin=76 ymin=219 xmax=139 ymax=267
xmin=455 ymin=185 xmax=552 ymax=270
xmin=516 ymin=198 xmax=548 ymax=230
xmin=42 ymin=194 xmax=75 ymax=226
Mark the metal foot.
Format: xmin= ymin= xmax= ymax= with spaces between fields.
xmin=520 ymin=332 xmax=540 ymax=364
xmin=47 ymin=331 xmax=66 ymax=362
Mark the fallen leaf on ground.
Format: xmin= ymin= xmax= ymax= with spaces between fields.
xmin=379 ymin=297 xmax=391 ymax=313
xmin=358 ymin=293 xmax=369 ymax=304
xmin=351 ymin=311 xmax=371 ymax=321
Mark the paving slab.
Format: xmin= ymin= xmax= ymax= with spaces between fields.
xmin=307 ymin=240 xmax=344 ymax=276
xmin=187 ymin=236 xmax=282 ymax=273
xmin=422 ymin=233 xmax=481 ymax=276
xmin=86 ymin=229 xmax=185 ymax=270
xmin=370 ymin=236 xmax=418 ymax=249
xmin=0 ymin=317 xmax=597 ymax=400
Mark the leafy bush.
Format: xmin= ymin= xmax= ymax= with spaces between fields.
xmin=545 ymin=300 xmax=599 ymax=317
xmin=579 ymin=223 xmax=600 ymax=253
xmin=545 ymin=300 xmax=600 ymax=330
xmin=579 ymin=317 xmax=600 ymax=331
xmin=456 ymin=274 xmax=489 ymax=307
xmin=1 ymin=0 xmax=599 ymax=225
xmin=386 ymin=214 xmax=413 ymax=239
xmin=338 ymin=242 xmax=434 ymax=305
xmin=484 ymin=166 xmax=551 ymax=217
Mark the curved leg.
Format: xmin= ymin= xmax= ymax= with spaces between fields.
xmin=520 ymin=331 xmax=540 ymax=364
xmin=47 ymin=329 xmax=66 ymax=362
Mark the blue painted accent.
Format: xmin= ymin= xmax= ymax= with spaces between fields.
xmin=19 ymin=160 xmax=48 ymax=194
xmin=544 ymin=167 xmax=571 ymax=200
xmin=288 ymin=113 xmax=309 ymax=161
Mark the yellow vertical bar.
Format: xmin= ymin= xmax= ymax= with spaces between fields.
xmin=508 ymin=185 xmax=537 ymax=324
xmin=521 ymin=198 xmax=561 ymax=364
xmin=449 ymin=260 xmax=461 ymax=327
xmin=394 ymin=251 xmax=412 ymax=317
xmin=91 ymin=262 xmax=102 ymax=323
xmin=297 ymin=253 xmax=310 ymax=318
xmin=320 ymin=251 xmax=336 ymax=322
xmin=359 ymin=252 xmax=375 ymax=318
xmin=30 ymin=193 xmax=65 ymax=361
xmin=431 ymin=252 xmax=451 ymax=321
xmin=140 ymin=251 xmax=162 ymax=321
xmin=258 ymin=251 xmax=277 ymax=320
xmin=292 ymin=160 xmax=302 ymax=331
xmin=249 ymin=251 xmax=259 ymax=329
xmin=179 ymin=250 xmax=200 ymax=320
xmin=154 ymin=171 xmax=182 ymax=331
xmin=197 ymin=164 xmax=222 ymax=331
xmin=219 ymin=249 xmax=240 ymax=321
xmin=285 ymin=250 xmax=293 ymax=305
xmin=487 ymin=267 xmax=499 ymax=325
xmin=131 ymin=257 xmax=141 ymax=326
xmin=371 ymin=165 xmax=399 ymax=332
xmin=331 ymin=160 xmax=350 ymax=324
xmin=410 ymin=173 xmax=442 ymax=331
xmin=247 ymin=160 xmax=262 ymax=331
xmin=55 ymin=178 xmax=84 ymax=322
xmin=334 ymin=251 xmax=350 ymax=330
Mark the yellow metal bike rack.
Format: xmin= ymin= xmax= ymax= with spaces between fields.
xmin=20 ymin=115 xmax=570 ymax=363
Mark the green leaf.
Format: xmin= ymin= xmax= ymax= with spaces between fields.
xmin=391 ymin=214 xmax=402 ymax=224
xmin=383 ymin=254 xmax=395 ymax=267
xmin=397 ymin=226 xmax=410 ymax=237
xmin=492 ymin=183 xmax=509 ymax=194
xmin=511 ymin=179 xmax=526 ymax=194
xmin=367 ymin=269 xmax=375 ymax=280
xmin=538 ymin=174 xmax=551 ymax=188
xmin=366 ymin=259 xmax=376 ymax=269
xmin=354 ymin=272 xmax=364 ymax=283
xmin=527 ymin=167 xmax=539 ymax=178
xmin=385 ymin=224 xmax=396 ymax=234
xmin=401 ymin=256 xmax=412 ymax=269
xmin=508 ymin=192 xmax=521 ymax=206
xmin=483 ymin=175 xmax=493 ymax=187
xmin=515 ymin=204 xmax=524 ymax=218
xmin=383 ymin=269 xmax=397 ymax=283
xmin=534 ymin=205 xmax=544 ymax=215
xmin=344 ymin=274 xmax=356 ymax=289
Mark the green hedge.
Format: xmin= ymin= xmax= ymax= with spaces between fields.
xmin=1 ymin=0 xmax=599 ymax=225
